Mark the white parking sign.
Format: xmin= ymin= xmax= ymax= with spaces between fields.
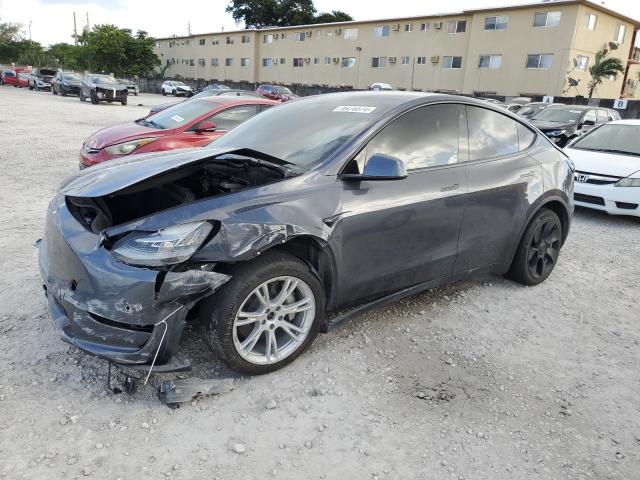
xmin=614 ymin=99 xmax=628 ymax=109
xmin=542 ymin=96 xmax=554 ymax=103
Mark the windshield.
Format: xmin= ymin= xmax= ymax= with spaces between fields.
xmin=91 ymin=75 xmax=119 ymax=85
xmin=174 ymin=81 xmax=185 ymax=86
xmin=118 ymin=78 xmax=132 ymax=84
xmin=531 ymin=107 xmax=584 ymax=123
xmin=143 ymin=99 xmax=216 ymax=129
xmin=62 ymin=73 xmax=81 ymax=81
xmin=212 ymin=94 xmax=401 ymax=169
xmin=518 ymin=105 xmax=547 ymax=117
xmin=571 ymin=124 xmax=640 ymax=156
xmin=3 ymin=71 xmax=16 ymax=77
xmin=193 ymin=90 xmax=220 ymax=99
xmin=274 ymin=86 xmax=293 ymax=94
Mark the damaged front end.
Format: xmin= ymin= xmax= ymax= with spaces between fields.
xmin=38 ymin=148 xmax=298 ymax=367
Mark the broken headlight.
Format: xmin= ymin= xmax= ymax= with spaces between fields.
xmin=112 ymin=221 xmax=213 ymax=267
xmin=105 ymin=138 xmax=156 ymax=156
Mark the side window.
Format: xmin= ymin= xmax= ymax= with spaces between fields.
xmin=205 ymin=105 xmax=259 ymax=131
xmin=583 ymin=109 xmax=597 ymax=124
xmin=597 ymin=110 xmax=608 ymax=124
xmin=361 ymin=104 xmax=460 ymax=171
xmin=467 ymin=106 xmax=519 ymax=160
xmin=517 ymin=123 xmax=536 ymax=150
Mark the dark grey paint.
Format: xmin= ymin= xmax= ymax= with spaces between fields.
xmin=39 ymin=92 xmax=574 ymax=368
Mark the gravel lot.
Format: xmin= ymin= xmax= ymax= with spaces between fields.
xmin=0 ymin=86 xmax=639 ymax=480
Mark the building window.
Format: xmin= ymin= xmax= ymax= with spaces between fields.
xmin=371 ymin=57 xmax=387 ymax=68
xmin=212 ymin=39 xmax=219 ymax=45
xmin=225 ymin=58 xmax=233 ymax=67
xmin=421 ymin=23 xmax=430 ymax=31
xmin=263 ymin=34 xmax=273 ymax=43
xmin=189 ymin=59 xmax=195 ymax=66
xmin=374 ymin=25 xmax=390 ymax=37
xmin=526 ymin=53 xmax=553 ymax=69
xmin=313 ymin=57 xmax=320 ymax=65
xmin=211 ymin=58 xmax=219 ymax=67
xmin=280 ymin=58 xmax=285 ymax=64
xmin=417 ymin=56 xmax=427 ymax=65
xmin=343 ymin=28 xmax=358 ymax=39
xmin=341 ymin=57 xmax=356 ymax=68
xmin=262 ymin=58 xmax=274 ymax=68
xmin=533 ymin=11 xmax=561 ymax=27
xmin=446 ymin=20 xmax=467 ymax=34
xmin=226 ymin=36 xmax=234 ymax=44
xmin=295 ymin=32 xmax=306 ymax=41
xmin=293 ymin=57 xmax=304 ymax=67
xmin=442 ymin=56 xmax=462 ymax=68
xmin=315 ymin=30 xmax=321 ymax=37
xmin=281 ymin=33 xmax=287 ymax=39
xmin=198 ymin=58 xmax=205 ymax=67
xmin=478 ymin=54 xmax=502 ymax=69
xmin=584 ymin=13 xmax=597 ymax=30
xmin=241 ymin=57 xmax=250 ymax=67
xmin=324 ymin=56 xmax=332 ymax=65
xmin=241 ymin=35 xmax=250 ymax=43
xmin=401 ymin=56 xmax=410 ymax=65
xmin=199 ymin=39 xmax=206 ymax=45
xmin=576 ymin=55 xmax=589 ymax=71
xmin=614 ymin=23 xmax=626 ymax=43
xmin=404 ymin=24 xmax=413 ymax=32
xmin=484 ymin=15 xmax=508 ymax=30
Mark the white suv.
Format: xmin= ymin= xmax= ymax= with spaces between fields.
xmin=161 ymin=81 xmax=193 ymax=97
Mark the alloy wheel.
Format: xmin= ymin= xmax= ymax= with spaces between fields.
xmin=232 ymin=276 xmax=315 ymax=365
xmin=527 ymin=219 xmax=561 ymax=280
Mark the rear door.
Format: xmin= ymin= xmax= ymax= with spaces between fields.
xmin=336 ymin=103 xmax=468 ymax=304
xmin=454 ymin=105 xmax=543 ymax=273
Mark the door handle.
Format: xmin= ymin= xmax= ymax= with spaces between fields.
xmin=440 ymin=184 xmax=459 ymax=192
xmin=520 ymin=171 xmax=535 ymax=178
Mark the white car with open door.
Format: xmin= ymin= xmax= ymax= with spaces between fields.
xmin=564 ymin=120 xmax=640 ymax=217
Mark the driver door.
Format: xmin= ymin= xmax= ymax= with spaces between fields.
xmin=334 ymin=103 xmax=468 ymax=306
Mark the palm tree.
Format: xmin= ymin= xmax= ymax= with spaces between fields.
xmin=587 ymin=48 xmax=625 ymax=99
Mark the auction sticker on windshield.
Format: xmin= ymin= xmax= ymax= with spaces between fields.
xmin=333 ymin=106 xmax=376 ymax=113
xmin=171 ymin=115 xmax=185 ymax=123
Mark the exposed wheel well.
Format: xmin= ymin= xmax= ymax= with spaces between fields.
xmin=541 ymin=200 xmax=570 ymax=244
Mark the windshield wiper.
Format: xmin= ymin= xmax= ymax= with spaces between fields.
xmin=136 ymin=118 xmax=164 ymax=129
xmin=577 ymin=147 xmax=640 ymax=156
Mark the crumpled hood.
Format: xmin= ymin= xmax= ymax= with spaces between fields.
xmin=529 ymin=120 xmax=575 ymax=131
xmin=60 ymin=147 xmax=235 ymax=197
xmin=564 ymin=147 xmax=640 ymax=177
xmin=84 ymin=121 xmax=171 ymax=149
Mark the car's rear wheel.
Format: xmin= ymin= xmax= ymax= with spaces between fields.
xmin=162 ymin=88 xmax=166 ymax=96
xmin=172 ymin=89 xmax=177 ymax=96
xmin=200 ymin=251 xmax=324 ymax=375
xmin=506 ymin=209 xmax=562 ymax=286
xmin=90 ymin=91 xmax=99 ymax=105
xmin=121 ymin=97 xmax=127 ymax=106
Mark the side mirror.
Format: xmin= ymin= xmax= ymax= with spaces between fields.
xmin=194 ymin=121 xmax=217 ymax=133
xmin=342 ymin=153 xmax=407 ymax=181
xmin=581 ymin=119 xmax=595 ymax=127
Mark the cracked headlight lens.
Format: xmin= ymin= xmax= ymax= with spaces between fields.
xmin=112 ymin=221 xmax=213 ymax=267
xmin=105 ymin=138 xmax=156 ymax=155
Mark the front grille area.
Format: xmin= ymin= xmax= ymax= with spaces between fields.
xmin=615 ymin=202 xmax=639 ymax=210
xmin=574 ymin=193 xmax=605 ymax=206
xmin=575 ymin=171 xmax=621 ymax=186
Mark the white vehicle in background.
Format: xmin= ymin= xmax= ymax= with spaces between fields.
xmin=369 ymin=82 xmax=393 ymax=91
xmin=161 ymin=80 xmax=193 ymax=97
xmin=564 ymin=120 xmax=640 ymax=217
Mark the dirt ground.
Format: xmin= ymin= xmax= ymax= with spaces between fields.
xmin=0 ymin=86 xmax=639 ymax=480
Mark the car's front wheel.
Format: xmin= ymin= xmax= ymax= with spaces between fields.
xmin=506 ymin=208 xmax=562 ymax=286
xmin=200 ymin=251 xmax=324 ymax=375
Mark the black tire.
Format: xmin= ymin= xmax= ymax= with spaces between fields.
xmin=121 ymin=97 xmax=127 ymax=106
xmin=200 ymin=250 xmax=325 ymax=375
xmin=161 ymin=89 xmax=166 ymax=96
xmin=52 ymin=86 xmax=57 ymax=95
xmin=172 ymin=89 xmax=177 ymax=96
xmin=60 ymin=87 xmax=66 ymax=96
xmin=90 ymin=91 xmax=99 ymax=105
xmin=506 ymin=209 xmax=562 ymax=286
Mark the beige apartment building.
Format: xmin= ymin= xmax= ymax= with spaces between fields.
xmin=154 ymin=0 xmax=640 ymax=99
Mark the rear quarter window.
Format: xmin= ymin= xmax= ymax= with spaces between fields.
xmin=466 ymin=106 xmax=519 ymax=160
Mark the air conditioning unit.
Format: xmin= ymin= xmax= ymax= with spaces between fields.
xmin=431 ymin=55 xmax=440 ymax=64
xmin=389 ymin=57 xmax=397 ymax=63
xmin=433 ymin=22 xmax=443 ymax=29
xmin=273 ymin=34 xmax=279 ymax=39
xmin=306 ymin=31 xmax=312 ymax=37
xmin=333 ymin=57 xmax=340 ymax=63
xmin=335 ymin=28 xmax=342 ymax=35
xmin=304 ymin=57 xmax=311 ymax=63
xmin=273 ymin=58 xmax=278 ymax=66
xmin=392 ymin=24 xmax=401 ymax=31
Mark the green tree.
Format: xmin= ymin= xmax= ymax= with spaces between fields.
xmin=123 ymin=30 xmax=160 ymax=77
xmin=587 ymin=48 xmax=625 ymax=99
xmin=226 ymin=0 xmax=351 ymax=27
xmin=15 ymin=39 xmax=46 ymax=66
xmin=0 ymin=18 xmax=23 ymax=63
xmin=47 ymin=43 xmax=83 ymax=70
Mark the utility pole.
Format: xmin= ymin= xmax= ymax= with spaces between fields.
xmin=188 ymin=21 xmax=192 ymax=35
xmin=85 ymin=12 xmax=90 ymax=33
xmin=28 ymin=21 xmax=32 ymax=41
xmin=73 ymin=12 xmax=78 ymax=45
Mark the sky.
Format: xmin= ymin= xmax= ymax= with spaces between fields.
xmin=1 ymin=0 xmax=640 ymax=46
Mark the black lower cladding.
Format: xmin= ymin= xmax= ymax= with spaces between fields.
xmin=38 ymin=196 xmax=230 ymax=365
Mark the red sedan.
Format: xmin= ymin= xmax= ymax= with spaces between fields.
xmin=1 ymin=70 xmax=18 ymax=86
xmin=80 ymin=97 xmax=278 ymax=168
xmin=16 ymin=72 xmax=30 ymax=88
